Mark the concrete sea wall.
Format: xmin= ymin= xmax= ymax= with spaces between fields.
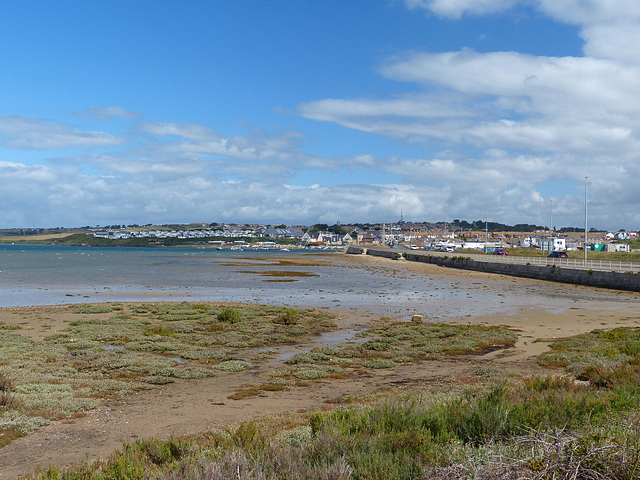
xmin=348 ymin=246 xmax=640 ymax=292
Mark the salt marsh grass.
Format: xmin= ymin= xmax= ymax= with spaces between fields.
xmin=0 ymin=302 xmax=338 ymax=445
xmin=265 ymin=322 xmax=517 ymax=382
xmin=14 ymin=304 xmax=640 ymax=479
xmin=0 ymin=321 xmax=21 ymax=330
xmin=214 ymin=360 xmax=253 ymax=372
xmin=28 ymin=357 xmax=640 ymax=480
xmin=538 ymin=327 xmax=640 ymax=370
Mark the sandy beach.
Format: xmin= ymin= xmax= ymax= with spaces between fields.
xmin=0 ymin=254 xmax=638 ymax=479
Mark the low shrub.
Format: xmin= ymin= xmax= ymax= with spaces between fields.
xmin=0 ymin=372 xmax=16 ymax=407
xmin=273 ymin=308 xmax=299 ymax=325
xmin=217 ymin=308 xmax=243 ymax=324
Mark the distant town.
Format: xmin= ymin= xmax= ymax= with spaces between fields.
xmin=1 ymin=219 xmax=638 ymax=253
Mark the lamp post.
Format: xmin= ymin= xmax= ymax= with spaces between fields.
xmin=584 ymin=176 xmax=588 ymax=264
xmin=485 ymin=210 xmax=488 ymax=254
xmin=549 ymin=199 xmax=553 ymax=253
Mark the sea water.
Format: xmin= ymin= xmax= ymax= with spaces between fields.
xmin=0 ymin=244 xmax=332 ymax=307
xmin=0 ymin=244 xmax=624 ymax=319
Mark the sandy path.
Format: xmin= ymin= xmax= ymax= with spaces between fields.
xmin=0 ymin=255 xmax=638 ymax=479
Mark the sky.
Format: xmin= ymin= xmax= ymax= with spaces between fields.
xmin=0 ymin=0 xmax=638 ymax=231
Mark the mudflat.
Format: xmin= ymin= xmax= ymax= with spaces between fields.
xmin=0 ymin=254 xmax=638 ymax=479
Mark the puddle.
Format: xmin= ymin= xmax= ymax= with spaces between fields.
xmin=545 ymin=307 xmax=569 ymax=314
xmin=272 ymin=327 xmax=367 ymax=363
xmin=103 ymin=345 xmax=125 ymax=351
xmin=316 ymin=328 xmax=363 ymax=345
xmin=171 ymin=357 xmax=188 ymax=364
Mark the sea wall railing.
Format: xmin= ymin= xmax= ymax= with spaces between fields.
xmin=408 ymin=250 xmax=640 ymax=274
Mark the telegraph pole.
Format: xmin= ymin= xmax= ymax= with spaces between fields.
xmin=584 ymin=176 xmax=588 ymax=263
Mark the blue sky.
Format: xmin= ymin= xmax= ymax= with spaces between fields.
xmin=0 ymin=0 xmax=638 ymax=231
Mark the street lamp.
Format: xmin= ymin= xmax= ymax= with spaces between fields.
xmin=584 ymin=176 xmax=588 ymax=264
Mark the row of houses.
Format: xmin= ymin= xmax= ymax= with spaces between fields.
xmin=300 ymin=231 xmax=353 ymax=246
xmin=92 ymin=224 xmax=637 ymax=252
xmin=93 ymin=228 xmax=259 ymax=240
xmin=404 ymin=235 xmax=632 ymax=253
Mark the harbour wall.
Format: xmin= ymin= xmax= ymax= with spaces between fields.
xmin=347 ymin=246 xmax=640 ymax=292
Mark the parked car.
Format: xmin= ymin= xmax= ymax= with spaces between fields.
xmin=493 ymin=248 xmax=508 ymax=255
xmin=548 ymin=251 xmax=568 ymax=258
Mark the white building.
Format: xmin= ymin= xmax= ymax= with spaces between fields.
xmin=528 ymin=236 xmax=566 ymax=252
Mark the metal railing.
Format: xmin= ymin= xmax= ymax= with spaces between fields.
xmin=408 ymin=250 xmax=640 ymax=274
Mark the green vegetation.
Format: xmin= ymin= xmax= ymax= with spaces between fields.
xmin=0 ymin=303 xmax=519 ymax=451
xmin=216 ymin=308 xmax=243 ymax=324
xmin=26 ymin=325 xmax=640 ymax=479
xmin=9 ymin=303 xmax=640 ymax=479
xmin=0 ymin=302 xmax=337 ymax=446
xmin=451 ymin=219 xmax=545 ymax=232
xmin=268 ymin=322 xmax=517 ymax=382
xmin=538 ymin=327 xmax=640 ymax=370
xmin=273 ymin=308 xmax=299 ymax=325
xmin=0 ymin=321 xmax=21 ymax=331
xmin=622 ymin=238 xmax=640 ymax=250
xmin=308 ymin=223 xmax=347 ymax=235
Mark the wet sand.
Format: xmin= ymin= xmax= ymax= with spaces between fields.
xmin=0 ymin=254 xmax=638 ymax=479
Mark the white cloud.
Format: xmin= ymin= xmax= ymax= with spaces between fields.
xmin=140 ymin=122 xmax=224 ymax=142
xmin=406 ymin=0 xmax=640 ymax=65
xmin=297 ymin=95 xmax=472 ymax=121
xmin=404 ymin=0 xmax=518 ymax=19
xmin=3 ymin=1 xmax=639 ymax=230
xmin=0 ymin=116 xmax=123 ymax=149
xmin=295 ymin=0 xmax=640 ymax=230
xmin=136 ymin=122 xmax=340 ymax=182
xmin=536 ymin=0 xmax=640 ymax=25
xmin=82 ymin=107 xmax=141 ymax=119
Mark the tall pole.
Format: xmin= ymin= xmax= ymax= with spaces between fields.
xmin=549 ymin=199 xmax=553 ymax=235
xmin=485 ymin=210 xmax=488 ymax=254
xmin=584 ymin=176 xmax=588 ymax=263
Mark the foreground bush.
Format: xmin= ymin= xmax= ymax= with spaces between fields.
xmin=31 ymin=368 xmax=640 ymax=479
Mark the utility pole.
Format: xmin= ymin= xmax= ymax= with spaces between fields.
xmin=549 ymin=199 xmax=553 ymax=253
xmin=584 ymin=176 xmax=588 ymax=263
xmin=485 ymin=210 xmax=488 ymax=253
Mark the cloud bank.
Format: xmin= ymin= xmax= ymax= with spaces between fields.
xmin=1 ymin=1 xmax=639 ymax=231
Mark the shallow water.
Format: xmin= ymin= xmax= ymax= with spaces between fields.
xmin=0 ymin=244 xmax=634 ymax=321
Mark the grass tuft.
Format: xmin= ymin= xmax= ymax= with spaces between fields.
xmin=0 ymin=322 xmax=21 ymax=330
xmin=215 ymin=360 xmax=253 ymax=372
